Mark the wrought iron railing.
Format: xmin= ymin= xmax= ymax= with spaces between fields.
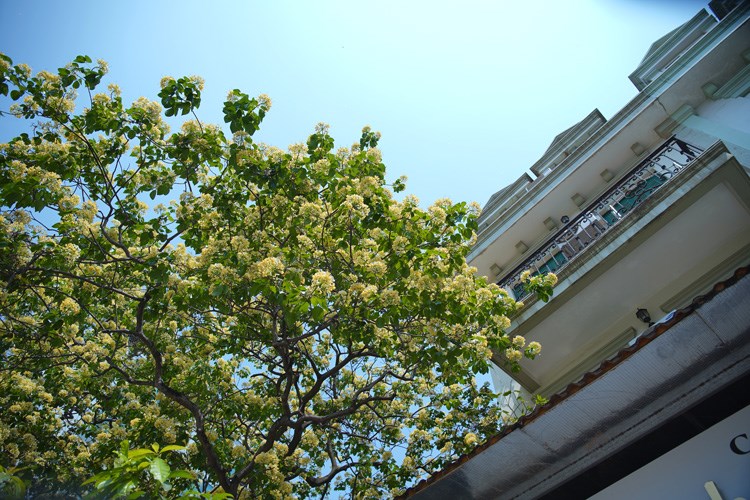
xmin=499 ymin=137 xmax=703 ymax=300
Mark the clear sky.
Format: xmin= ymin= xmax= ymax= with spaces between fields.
xmin=1 ymin=0 xmax=709 ymax=208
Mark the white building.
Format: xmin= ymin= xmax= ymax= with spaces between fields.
xmin=405 ymin=2 xmax=750 ymax=498
xmin=471 ymin=3 xmax=750 ymax=401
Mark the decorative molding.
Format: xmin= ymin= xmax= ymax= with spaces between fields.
xmin=629 ymin=9 xmax=717 ymax=91
xmin=710 ymin=63 xmax=750 ymax=99
xmin=600 ymin=169 xmax=615 ymax=182
xmin=477 ymin=173 xmax=534 ymax=230
xmin=529 ymin=109 xmax=607 ymax=176
xmin=655 ymin=104 xmax=695 ymax=138
xmin=543 ymin=217 xmax=558 ymax=231
xmin=630 ymin=142 xmax=647 ymax=156
xmin=515 ymin=241 xmax=529 ymax=254
xmin=489 ymin=263 xmax=503 ymax=277
xmin=702 ymin=81 xmax=719 ymax=98
xmin=572 ymin=193 xmax=587 ymax=208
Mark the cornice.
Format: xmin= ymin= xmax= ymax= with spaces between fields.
xmin=629 ymin=9 xmax=717 ymax=91
xmin=529 ymin=109 xmax=606 ymax=176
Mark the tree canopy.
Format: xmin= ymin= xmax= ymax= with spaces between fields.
xmin=0 ymin=54 xmax=552 ymax=499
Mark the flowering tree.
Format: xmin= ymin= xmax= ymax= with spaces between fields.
xmin=0 ymin=54 xmax=551 ymax=499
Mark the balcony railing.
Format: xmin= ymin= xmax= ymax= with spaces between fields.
xmin=499 ymin=137 xmax=703 ymax=300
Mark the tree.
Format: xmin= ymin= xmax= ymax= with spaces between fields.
xmin=0 ymin=54 xmax=552 ymax=498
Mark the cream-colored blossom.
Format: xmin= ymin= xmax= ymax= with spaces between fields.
xmin=189 ymin=75 xmax=205 ymax=91
xmin=505 ymin=348 xmax=522 ymax=362
xmin=60 ymin=243 xmax=80 ymax=266
xmin=92 ymin=92 xmax=110 ymax=106
xmin=368 ymin=260 xmax=387 ymax=275
xmin=312 ymin=158 xmax=330 ymax=175
xmin=160 ymin=76 xmax=175 ymax=89
xmin=258 ymin=93 xmax=272 ymax=109
xmin=428 ymin=205 xmax=446 ymax=224
xmin=59 ymin=297 xmax=80 ymax=315
xmin=310 ymin=270 xmax=335 ymax=295
xmin=58 ymin=194 xmax=80 ymax=212
xmin=366 ymin=147 xmax=382 ymax=163
xmin=131 ymin=96 xmax=162 ymax=123
xmin=527 ymin=341 xmax=542 ymax=356
xmin=107 ymin=83 xmax=121 ymax=96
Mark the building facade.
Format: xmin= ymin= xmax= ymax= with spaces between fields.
xmin=468 ymin=3 xmax=750 ymax=402
xmin=405 ymin=2 xmax=750 ymax=498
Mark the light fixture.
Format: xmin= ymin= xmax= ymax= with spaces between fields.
xmin=561 ymin=215 xmax=570 ymax=224
xmin=636 ymin=308 xmax=654 ymax=326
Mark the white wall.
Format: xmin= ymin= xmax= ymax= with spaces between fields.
xmin=590 ymin=404 xmax=750 ymax=500
xmin=681 ymin=96 xmax=750 ymax=167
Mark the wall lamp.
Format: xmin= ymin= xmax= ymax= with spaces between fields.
xmin=636 ymin=308 xmax=654 ymax=326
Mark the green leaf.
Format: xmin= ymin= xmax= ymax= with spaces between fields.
xmin=161 ymin=445 xmax=188 ymax=453
xmin=82 ymin=470 xmax=111 ymax=486
xmin=168 ymin=469 xmax=196 ymax=479
xmin=128 ymin=448 xmax=155 ymax=460
xmin=2 ymin=476 xmax=26 ymax=500
xmin=149 ymin=457 xmax=170 ymax=484
xmin=311 ymin=306 xmax=325 ymax=322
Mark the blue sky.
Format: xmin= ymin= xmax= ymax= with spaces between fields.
xmin=1 ymin=0 xmax=708 ymax=208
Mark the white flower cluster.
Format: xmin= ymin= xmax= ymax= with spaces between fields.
xmin=250 ymin=257 xmax=285 ymax=279
xmin=309 ymin=271 xmax=335 ymax=295
xmin=505 ymin=348 xmax=522 ymax=362
xmin=527 ymin=341 xmax=542 ymax=356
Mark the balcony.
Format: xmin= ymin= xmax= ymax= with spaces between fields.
xmin=499 ymin=137 xmax=704 ymax=300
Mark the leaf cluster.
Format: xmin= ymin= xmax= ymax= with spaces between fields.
xmin=83 ymin=441 xmax=215 ymax=499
